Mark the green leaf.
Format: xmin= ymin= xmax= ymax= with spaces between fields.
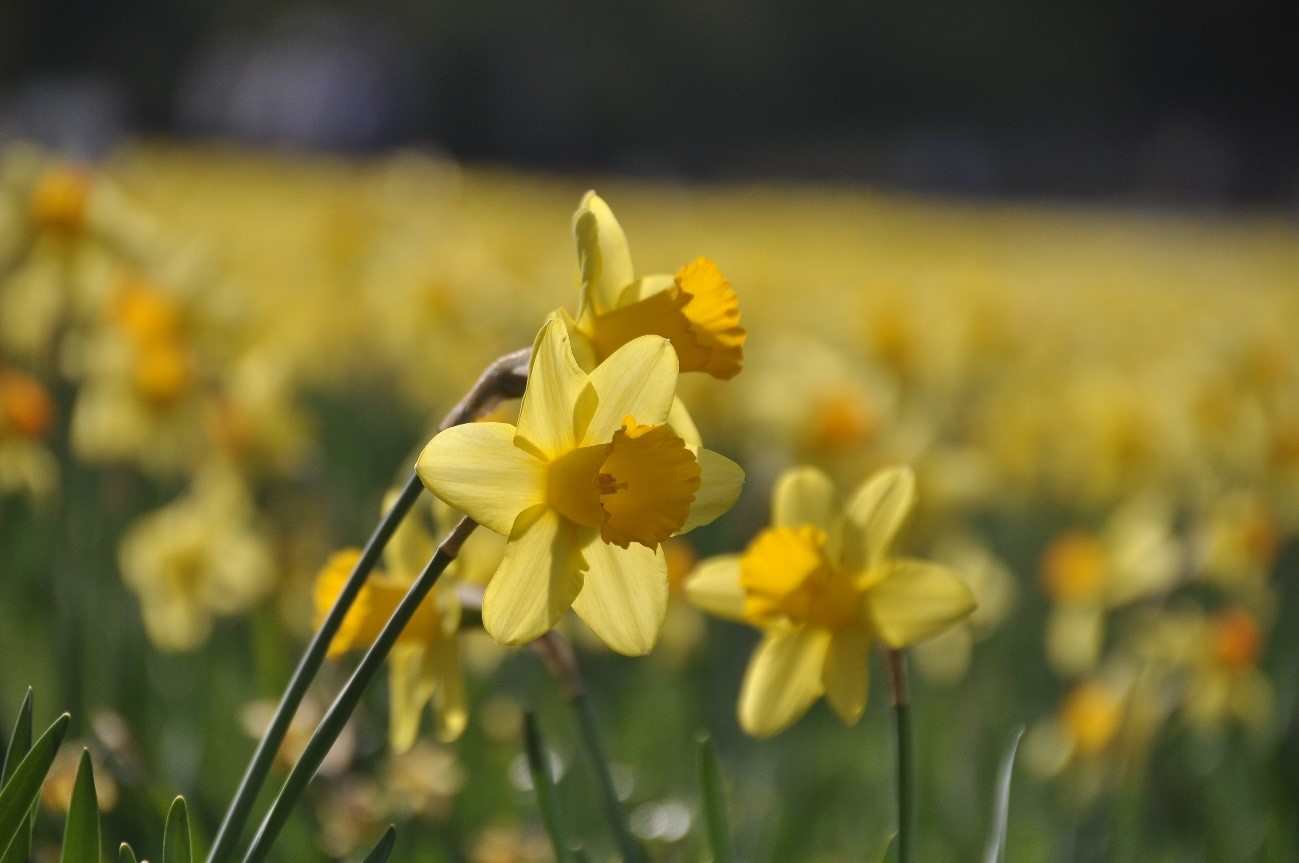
xmin=162 ymin=798 xmax=192 ymax=863
xmin=696 ymin=735 xmax=733 ymax=863
xmin=120 ymin=843 xmax=138 ymax=863
xmin=0 ymin=713 xmax=71 ymax=858
xmin=982 ymin=728 xmax=1024 ymax=863
xmin=0 ymin=690 xmax=35 ymax=863
xmin=1 ymin=689 xmax=33 ymax=787
xmin=358 ymin=827 xmax=395 ymax=863
xmin=523 ymin=712 xmax=569 ymax=863
xmin=61 ymin=750 xmax=101 ymax=863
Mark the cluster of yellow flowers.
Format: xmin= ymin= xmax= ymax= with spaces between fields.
xmin=2 ymin=143 xmax=1294 ymax=825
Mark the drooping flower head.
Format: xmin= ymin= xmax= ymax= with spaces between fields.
xmin=418 ymin=316 xmax=744 ymax=655
xmin=687 ymin=465 xmax=974 ymax=737
xmin=562 ymin=192 xmax=745 ymax=381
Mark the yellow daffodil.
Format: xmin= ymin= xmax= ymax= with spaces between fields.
xmin=686 ymin=465 xmax=975 ymax=737
xmin=417 ymin=316 xmax=744 ymax=655
xmin=562 ymin=192 xmax=745 ymax=382
xmin=0 ymin=366 xmax=59 ymax=500
xmin=315 ymin=491 xmax=467 ymax=749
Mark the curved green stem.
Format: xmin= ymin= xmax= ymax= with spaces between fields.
xmin=886 ymin=649 xmax=914 ymax=863
xmin=205 ymin=472 xmax=423 ymax=863
xmin=239 ymin=517 xmax=477 ymax=863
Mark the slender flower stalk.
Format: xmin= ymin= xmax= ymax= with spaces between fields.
xmin=886 ymin=648 xmax=914 ymax=863
xmin=207 ymin=349 xmax=530 ymax=863
xmin=240 ymin=517 xmax=478 ymax=863
xmin=532 ymin=632 xmax=647 ymax=863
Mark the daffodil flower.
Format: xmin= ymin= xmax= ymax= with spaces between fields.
xmin=417 ymin=316 xmax=744 ymax=655
xmin=315 ymin=490 xmax=466 ymax=750
xmin=686 ymin=465 xmax=974 ymax=737
xmin=561 ymin=192 xmax=745 ymax=383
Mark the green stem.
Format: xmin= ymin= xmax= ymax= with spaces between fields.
xmin=533 ymin=634 xmax=646 ymax=863
xmin=886 ymin=649 xmax=914 ymax=863
xmin=239 ymin=517 xmax=477 ymax=863
xmin=205 ymin=472 xmax=424 ymax=863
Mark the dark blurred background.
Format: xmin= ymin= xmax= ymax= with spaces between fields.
xmin=2 ymin=0 xmax=1297 ymax=206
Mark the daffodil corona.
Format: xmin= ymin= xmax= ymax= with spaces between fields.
xmin=687 ymin=465 xmax=975 ymax=737
xmin=417 ymin=317 xmax=744 ymax=655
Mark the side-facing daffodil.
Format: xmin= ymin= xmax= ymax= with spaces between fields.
xmin=417 ymin=316 xmax=744 ymax=655
xmin=561 ymin=192 xmax=745 ymax=383
xmin=315 ymin=490 xmax=467 ymax=750
xmin=686 ymin=465 xmax=974 ymax=737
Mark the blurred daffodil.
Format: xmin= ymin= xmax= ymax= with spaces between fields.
xmin=315 ymin=491 xmax=467 ymax=749
xmin=686 ymin=465 xmax=974 ymax=737
xmin=562 ymin=192 xmax=745 ymax=381
xmin=0 ymin=366 xmax=59 ymax=500
xmin=418 ymin=317 xmax=744 ymax=655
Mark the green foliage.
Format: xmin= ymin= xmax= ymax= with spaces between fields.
xmin=0 ymin=713 xmax=71 ymax=856
xmin=162 ymin=799 xmax=192 ymax=863
xmin=982 ymin=728 xmax=1024 ymax=863
xmin=696 ymin=736 xmax=733 ymax=863
xmin=0 ymin=691 xmax=34 ymax=863
xmin=120 ymin=843 xmax=139 ymax=863
xmin=62 ymin=750 xmax=102 ymax=863
xmin=523 ymin=712 xmax=569 ymax=863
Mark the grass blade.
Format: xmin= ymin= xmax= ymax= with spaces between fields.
xmin=120 ymin=843 xmax=138 ymax=863
xmin=523 ymin=712 xmax=568 ymax=863
xmin=61 ymin=751 xmax=100 ymax=863
xmin=163 ymin=798 xmax=192 ymax=863
xmin=982 ymin=728 xmax=1024 ymax=863
xmin=0 ymin=713 xmax=71 ymax=856
xmin=1 ymin=690 xmax=33 ymax=786
xmin=359 ymin=827 xmax=396 ymax=863
xmin=696 ymin=736 xmax=733 ymax=863
xmin=0 ymin=691 xmax=35 ymax=863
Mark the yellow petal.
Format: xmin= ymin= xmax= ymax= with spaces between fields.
xmin=417 ymin=422 xmax=545 ymax=536
xmin=557 ymin=307 xmax=600 ymax=372
xmin=314 ymin=548 xmax=371 ymax=658
xmin=673 ymin=258 xmax=745 ymax=380
xmin=573 ymin=191 xmax=634 ymax=319
xmin=388 ymin=643 xmax=435 ymax=753
xmin=738 ymin=627 xmax=832 ymax=738
xmin=684 ymin=555 xmax=746 ymax=623
xmin=1045 ymin=605 xmax=1104 ymax=677
xmin=516 ymin=318 xmax=589 ymax=459
xmin=822 ymin=625 xmax=871 ymax=725
xmin=582 ymin=334 xmax=678 ymax=445
xmin=482 ymin=505 xmax=591 ymax=645
xmin=866 ymin=559 xmax=976 ymax=648
xmin=773 ymin=466 xmax=843 ymax=558
xmin=667 ymin=395 xmax=702 ymax=447
xmin=383 ymin=489 xmax=435 ymax=582
xmin=571 ymin=538 xmax=669 ymax=656
xmin=430 ymin=636 xmax=468 ymax=742
xmin=678 ymin=447 xmax=745 ymax=534
xmin=844 ymin=466 xmax=916 ymax=571
xmin=598 ymin=420 xmax=700 ymax=548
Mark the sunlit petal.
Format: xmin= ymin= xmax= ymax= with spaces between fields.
xmin=582 ymin=335 xmax=678 ymax=445
xmin=678 ymin=447 xmax=745 ymax=534
xmin=417 ymin=422 xmax=545 ymax=536
xmin=572 ymin=538 xmax=669 ymax=655
xmin=866 ymin=559 xmax=976 ymax=648
xmin=515 ymin=318 xmax=589 ymax=459
xmin=574 ymin=191 xmax=634 ymax=318
xmin=738 ymin=627 xmax=832 ymax=738
xmin=482 ymin=505 xmax=590 ymax=645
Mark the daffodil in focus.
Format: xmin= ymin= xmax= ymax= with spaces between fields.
xmin=315 ymin=491 xmax=467 ymax=749
xmin=417 ymin=317 xmax=744 ymax=655
xmin=686 ymin=465 xmax=975 ymax=737
xmin=561 ymin=192 xmax=745 ymax=382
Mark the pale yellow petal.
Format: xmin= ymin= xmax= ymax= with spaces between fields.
xmin=515 ymin=318 xmax=588 ymax=459
xmin=572 ymin=538 xmax=669 ymax=656
xmin=1045 ymin=605 xmax=1104 ymax=677
xmin=822 ymin=625 xmax=871 ymax=725
xmin=667 ymin=395 xmax=702 ymax=447
xmin=417 ymin=422 xmax=545 ymax=536
xmin=573 ymin=191 xmax=634 ymax=318
xmin=684 ymin=555 xmax=747 ymax=622
xmin=844 ymin=465 xmax=916 ymax=571
xmin=866 ymin=559 xmax=975 ymax=648
xmin=678 ymin=447 xmax=745 ymax=534
xmin=482 ymin=505 xmax=590 ymax=645
xmin=582 ymin=334 xmax=679 ymax=445
xmin=773 ymin=466 xmax=844 ymax=558
xmin=738 ymin=627 xmax=832 ymax=738
xmin=388 ymin=644 xmax=434 ymax=754
xmin=430 ymin=637 xmax=468 ymax=742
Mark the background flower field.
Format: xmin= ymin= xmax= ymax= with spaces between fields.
xmin=1 ymin=143 xmax=1297 ymax=863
